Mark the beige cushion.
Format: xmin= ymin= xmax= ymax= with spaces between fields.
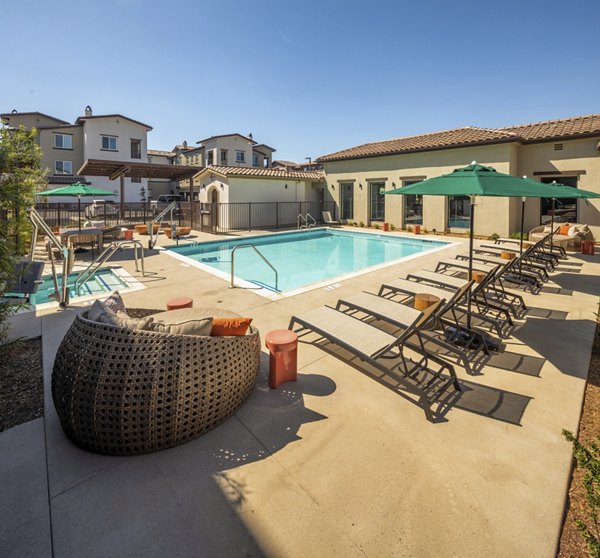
xmin=99 ymin=310 xmax=154 ymax=331
xmin=150 ymin=308 xmax=217 ymax=336
xmin=151 ymin=317 xmax=213 ymax=336
xmin=543 ymin=226 xmax=552 ymax=234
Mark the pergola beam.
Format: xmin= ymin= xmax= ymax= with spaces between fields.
xmin=109 ymin=165 xmax=130 ymax=181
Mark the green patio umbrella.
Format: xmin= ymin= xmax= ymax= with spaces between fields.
xmin=38 ymin=182 xmax=116 ymax=231
xmin=385 ymin=163 xmax=600 ymax=325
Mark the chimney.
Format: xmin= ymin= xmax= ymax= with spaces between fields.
xmin=183 ymin=140 xmax=188 ymax=148
xmin=84 ymin=105 xmax=93 ymax=117
xmin=248 ymin=132 xmax=253 ymax=141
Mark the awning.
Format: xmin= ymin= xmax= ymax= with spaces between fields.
xmin=78 ymin=159 xmax=201 ymax=181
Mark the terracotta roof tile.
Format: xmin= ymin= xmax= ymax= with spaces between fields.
xmin=204 ymin=165 xmax=324 ymax=181
xmin=318 ymin=127 xmax=519 ymax=162
xmin=498 ymin=113 xmax=600 ymax=141
xmin=318 ymin=113 xmax=600 ymax=162
xmin=147 ymin=149 xmax=175 ymax=156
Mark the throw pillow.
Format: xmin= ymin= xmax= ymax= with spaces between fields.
xmin=542 ymin=226 xmax=552 ymax=234
xmin=87 ymin=299 xmax=115 ymax=323
xmin=559 ymin=224 xmax=571 ymax=236
xmin=99 ymin=310 xmax=154 ymax=331
xmin=567 ymin=226 xmax=579 ymax=238
xmin=151 ymin=317 xmax=213 ymax=336
xmin=103 ymin=291 xmax=126 ymax=314
xmin=211 ymin=317 xmax=252 ymax=337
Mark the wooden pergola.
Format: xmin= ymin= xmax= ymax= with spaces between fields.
xmin=78 ymin=159 xmax=201 ymax=220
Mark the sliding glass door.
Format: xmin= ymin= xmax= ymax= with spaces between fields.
xmin=369 ymin=182 xmax=385 ymax=222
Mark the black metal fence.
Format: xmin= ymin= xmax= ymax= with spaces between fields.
xmin=25 ymin=201 xmax=338 ymax=235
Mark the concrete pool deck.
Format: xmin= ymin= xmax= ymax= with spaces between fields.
xmin=3 ymin=227 xmax=599 ymax=557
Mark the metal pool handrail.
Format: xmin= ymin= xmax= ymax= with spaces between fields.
xmin=230 ymin=244 xmax=278 ymax=291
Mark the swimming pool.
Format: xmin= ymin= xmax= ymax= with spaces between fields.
xmin=24 ymin=268 xmax=134 ymax=306
xmin=167 ymin=228 xmax=452 ymax=295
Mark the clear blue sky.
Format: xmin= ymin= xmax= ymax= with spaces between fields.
xmin=3 ymin=0 xmax=599 ymax=162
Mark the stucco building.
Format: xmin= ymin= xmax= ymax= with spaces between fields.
xmin=1 ymin=107 xmax=152 ymax=202
xmin=317 ymin=114 xmax=600 ymax=237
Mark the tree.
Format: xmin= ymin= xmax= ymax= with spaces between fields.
xmin=0 ymin=123 xmax=46 ymax=253
xmin=0 ymin=122 xmax=46 ymax=345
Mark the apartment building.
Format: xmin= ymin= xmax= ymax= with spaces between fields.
xmin=318 ymin=113 xmax=600 ymax=237
xmin=1 ymin=106 xmax=152 ymax=202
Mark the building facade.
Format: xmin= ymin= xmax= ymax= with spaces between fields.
xmin=318 ymin=114 xmax=600 ymax=237
xmin=1 ymin=107 xmax=152 ymax=202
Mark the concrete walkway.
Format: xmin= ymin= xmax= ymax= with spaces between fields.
xmin=2 ymin=229 xmax=599 ymax=557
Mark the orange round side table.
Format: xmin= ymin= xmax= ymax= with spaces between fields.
xmin=166 ymin=297 xmax=193 ymax=311
xmin=265 ymin=329 xmax=298 ymax=389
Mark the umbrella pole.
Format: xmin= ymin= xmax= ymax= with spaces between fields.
xmin=77 ymin=195 xmax=82 ymax=232
xmin=519 ymin=197 xmax=525 ymax=278
xmin=550 ymin=198 xmax=555 ymax=252
xmin=467 ymin=198 xmax=475 ymax=330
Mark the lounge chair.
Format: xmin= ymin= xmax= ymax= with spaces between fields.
xmin=336 ymin=283 xmax=497 ymax=375
xmin=322 ymin=211 xmax=342 ymax=226
xmin=289 ymin=304 xmax=460 ymax=422
xmin=401 ymin=266 xmax=521 ymax=332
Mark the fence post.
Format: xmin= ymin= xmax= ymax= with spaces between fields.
xmin=248 ymin=203 xmax=251 ymax=232
xmin=276 ymin=202 xmax=279 ymax=229
xmin=57 ymin=203 xmax=61 ymax=228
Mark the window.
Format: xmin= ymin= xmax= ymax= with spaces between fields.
xmin=540 ymin=176 xmax=578 ymax=224
xmin=54 ymin=133 xmax=72 ymax=149
xmin=130 ymin=139 xmax=141 ymax=159
xmin=252 ymin=154 xmax=259 ymax=166
xmin=236 ymin=150 xmax=245 ymax=163
xmin=55 ymin=160 xmax=73 ymax=175
xmin=369 ymin=182 xmax=386 ymax=221
xmin=207 ymin=150 xmax=214 ymax=165
xmin=448 ymin=195 xmax=470 ymax=228
xmin=220 ymin=149 xmax=228 ymax=165
xmin=131 ymin=176 xmax=141 ymax=183
xmin=403 ymin=180 xmax=423 ymax=226
xmin=101 ymin=135 xmax=118 ymax=151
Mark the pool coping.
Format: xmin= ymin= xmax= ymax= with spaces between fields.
xmin=161 ymin=228 xmax=460 ymax=300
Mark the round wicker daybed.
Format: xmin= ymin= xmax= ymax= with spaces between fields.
xmin=52 ymin=308 xmax=260 ymax=456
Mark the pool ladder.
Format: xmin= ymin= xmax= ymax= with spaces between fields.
xmin=297 ymin=213 xmax=316 ymax=229
xmin=230 ymin=244 xmax=278 ymax=291
xmin=74 ymin=240 xmax=146 ymax=295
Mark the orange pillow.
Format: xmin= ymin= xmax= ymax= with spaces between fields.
xmin=211 ymin=317 xmax=252 ymax=336
xmin=559 ymin=224 xmax=571 ymax=235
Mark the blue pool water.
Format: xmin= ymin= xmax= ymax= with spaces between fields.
xmin=168 ymin=229 xmax=449 ymax=293
xmin=26 ymin=268 xmax=129 ymax=305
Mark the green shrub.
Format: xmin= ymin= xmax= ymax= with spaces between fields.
xmin=373 ymin=223 xmax=380 ymax=230
xmin=406 ymin=225 xmax=412 ymax=232
xmin=390 ymin=224 xmax=396 ymax=231
xmin=422 ymin=227 xmax=428 ymax=234
xmin=509 ymin=232 xmax=528 ymax=240
xmin=489 ymin=233 xmax=500 ymax=241
xmin=359 ymin=221 xmax=365 ymax=228
xmin=562 ymin=430 xmax=600 ymax=557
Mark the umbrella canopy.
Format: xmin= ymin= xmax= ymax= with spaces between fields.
xmin=38 ymin=182 xmax=116 ymax=230
xmin=385 ymin=163 xmax=600 ymax=327
xmin=37 ymin=182 xmax=116 ymax=197
xmin=386 ymin=164 xmax=599 ymax=198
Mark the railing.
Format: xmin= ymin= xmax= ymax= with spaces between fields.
xmin=74 ymin=240 xmax=146 ymax=294
xmin=297 ymin=212 xmax=316 ymax=229
xmin=148 ymin=201 xmax=179 ymax=248
xmin=230 ymin=244 xmax=278 ymax=291
xmin=27 ymin=200 xmax=339 ymax=236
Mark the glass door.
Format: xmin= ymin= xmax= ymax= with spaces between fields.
xmin=341 ymin=182 xmax=354 ymax=220
xmin=369 ymin=182 xmax=385 ymax=222
xmin=540 ymin=176 xmax=578 ymax=224
xmin=448 ymin=195 xmax=470 ymax=229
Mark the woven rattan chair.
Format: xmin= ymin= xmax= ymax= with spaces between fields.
xmin=52 ymin=308 xmax=261 ymax=455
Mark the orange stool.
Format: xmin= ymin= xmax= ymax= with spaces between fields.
xmin=123 ymin=229 xmax=134 ymax=241
xmin=166 ymin=297 xmax=193 ymax=311
xmin=581 ymin=240 xmax=595 ymax=255
xmin=265 ymin=329 xmax=298 ymax=389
